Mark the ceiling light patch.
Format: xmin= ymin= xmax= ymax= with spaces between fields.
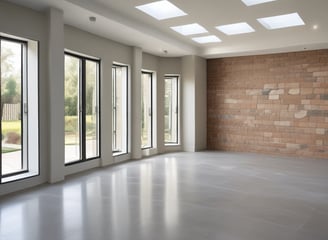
xmin=216 ymin=22 xmax=255 ymax=35
xmin=241 ymin=0 xmax=277 ymax=6
xmin=135 ymin=0 xmax=187 ymax=20
xmin=171 ymin=23 xmax=208 ymax=36
xmin=192 ymin=35 xmax=221 ymax=44
xmin=257 ymin=13 xmax=305 ymax=30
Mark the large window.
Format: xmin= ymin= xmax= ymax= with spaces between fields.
xmin=164 ymin=76 xmax=179 ymax=144
xmin=0 ymin=35 xmax=39 ymax=182
xmin=112 ymin=64 xmax=128 ymax=155
xmin=141 ymin=72 xmax=153 ymax=149
xmin=64 ymin=52 xmax=100 ymax=165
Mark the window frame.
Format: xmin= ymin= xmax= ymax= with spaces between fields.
xmin=64 ymin=51 xmax=101 ymax=166
xmin=164 ymin=75 xmax=179 ymax=145
xmin=141 ymin=71 xmax=153 ymax=150
xmin=112 ymin=63 xmax=129 ymax=156
xmin=0 ymin=34 xmax=40 ymax=183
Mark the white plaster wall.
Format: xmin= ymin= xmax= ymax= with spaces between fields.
xmin=195 ymin=56 xmax=207 ymax=151
xmin=64 ymin=25 xmax=133 ymax=174
xmin=182 ymin=56 xmax=196 ymax=152
xmin=0 ymin=1 xmax=49 ymax=195
xmin=0 ymin=1 xmax=207 ymax=196
xmin=181 ymin=55 xmax=207 ymax=152
xmin=131 ymin=47 xmax=142 ymax=159
xmin=48 ymin=8 xmax=65 ymax=183
xmin=159 ymin=57 xmax=182 ymax=153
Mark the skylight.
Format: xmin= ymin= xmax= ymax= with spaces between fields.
xmin=171 ymin=23 xmax=208 ymax=36
xmin=257 ymin=13 xmax=305 ymax=30
xmin=216 ymin=22 xmax=255 ymax=35
xmin=135 ymin=0 xmax=187 ymax=20
xmin=241 ymin=0 xmax=277 ymax=6
xmin=192 ymin=35 xmax=221 ymax=44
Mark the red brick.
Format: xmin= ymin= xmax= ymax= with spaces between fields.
xmin=207 ymin=50 xmax=328 ymax=159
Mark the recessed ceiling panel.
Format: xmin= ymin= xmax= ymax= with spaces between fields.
xmin=257 ymin=13 xmax=305 ymax=30
xmin=192 ymin=35 xmax=222 ymax=44
xmin=171 ymin=23 xmax=208 ymax=36
xmin=241 ymin=0 xmax=277 ymax=6
xmin=216 ymin=22 xmax=255 ymax=35
xmin=135 ymin=0 xmax=187 ymax=20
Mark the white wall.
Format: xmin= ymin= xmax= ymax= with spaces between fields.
xmin=195 ymin=56 xmax=207 ymax=151
xmin=182 ymin=56 xmax=207 ymax=152
xmin=0 ymin=1 xmax=48 ymax=195
xmin=48 ymin=8 xmax=65 ymax=183
xmin=159 ymin=57 xmax=182 ymax=153
xmin=182 ymin=56 xmax=196 ymax=152
xmin=64 ymin=25 xmax=133 ymax=174
xmin=0 ymin=1 xmax=207 ymax=196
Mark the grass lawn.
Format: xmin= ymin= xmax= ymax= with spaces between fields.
xmin=2 ymin=120 xmax=21 ymax=136
xmin=2 ymin=118 xmax=96 ymax=146
xmin=2 ymin=147 xmax=20 ymax=153
xmin=65 ymin=115 xmax=97 ymax=145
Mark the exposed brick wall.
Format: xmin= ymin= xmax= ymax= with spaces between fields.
xmin=207 ymin=50 xmax=328 ymax=159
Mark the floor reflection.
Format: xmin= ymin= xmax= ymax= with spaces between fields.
xmin=164 ymin=158 xmax=179 ymax=230
xmin=140 ymin=163 xmax=153 ymax=230
xmin=2 ymin=152 xmax=328 ymax=240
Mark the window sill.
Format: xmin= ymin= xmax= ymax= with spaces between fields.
xmin=165 ymin=143 xmax=180 ymax=146
xmin=113 ymin=152 xmax=128 ymax=157
xmin=1 ymin=171 xmax=39 ymax=184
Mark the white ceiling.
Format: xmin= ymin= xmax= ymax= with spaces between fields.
xmin=6 ymin=0 xmax=328 ymax=58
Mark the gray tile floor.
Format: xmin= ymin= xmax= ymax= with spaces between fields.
xmin=1 ymin=151 xmax=328 ymax=240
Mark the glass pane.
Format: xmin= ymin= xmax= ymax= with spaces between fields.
xmin=112 ymin=66 xmax=128 ymax=155
xmin=85 ymin=60 xmax=99 ymax=159
xmin=1 ymin=40 xmax=24 ymax=175
xmin=64 ymin=55 xmax=80 ymax=163
xmin=164 ymin=77 xmax=178 ymax=144
xmin=141 ymin=72 xmax=152 ymax=148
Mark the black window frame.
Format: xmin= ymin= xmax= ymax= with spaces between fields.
xmin=0 ymin=35 xmax=40 ymax=183
xmin=112 ymin=64 xmax=129 ymax=156
xmin=141 ymin=71 xmax=153 ymax=150
xmin=64 ymin=51 xmax=101 ymax=166
xmin=164 ymin=75 xmax=179 ymax=145
xmin=0 ymin=37 xmax=27 ymax=178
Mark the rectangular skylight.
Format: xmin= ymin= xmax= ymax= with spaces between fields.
xmin=241 ymin=0 xmax=277 ymax=6
xmin=135 ymin=0 xmax=187 ymax=20
xmin=257 ymin=13 xmax=305 ymax=30
xmin=192 ymin=35 xmax=221 ymax=44
xmin=171 ymin=23 xmax=208 ymax=36
xmin=216 ymin=22 xmax=255 ymax=35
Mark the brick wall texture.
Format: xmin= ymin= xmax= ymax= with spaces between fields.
xmin=207 ymin=50 xmax=328 ymax=159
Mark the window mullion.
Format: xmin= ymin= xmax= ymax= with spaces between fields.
xmin=81 ymin=59 xmax=86 ymax=161
xmin=21 ymin=42 xmax=28 ymax=171
xmin=0 ymin=39 xmax=2 ymax=179
xmin=150 ymin=73 xmax=153 ymax=148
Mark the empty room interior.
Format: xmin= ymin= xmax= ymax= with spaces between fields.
xmin=0 ymin=0 xmax=328 ymax=239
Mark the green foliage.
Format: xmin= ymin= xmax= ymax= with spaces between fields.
xmin=2 ymin=78 xmax=20 ymax=104
xmin=65 ymin=115 xmax=96 ymax=136
xmin=64 ymin=56 xmax=97 ymax=116
xmin=65 ymin=96 xmax=78 ymax=116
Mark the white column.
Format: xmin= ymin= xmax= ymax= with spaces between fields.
xmin=131 ymin=47 xmax=142 ymax=159
xmin=100 ymin=58 xmax=114 ymax=166
xmin=156 ymin=65 xmax=165 ymax=154
xmin=48 ymin=8 xmax=65 ymax=183
xmin=182 ymin=55 xmax=207 ymax=152
xmin=194 ymin=56 xmax=207 ymax=151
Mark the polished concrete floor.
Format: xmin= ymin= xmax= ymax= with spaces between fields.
xmin=1 ymin=151 xmax=328 ymax=240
